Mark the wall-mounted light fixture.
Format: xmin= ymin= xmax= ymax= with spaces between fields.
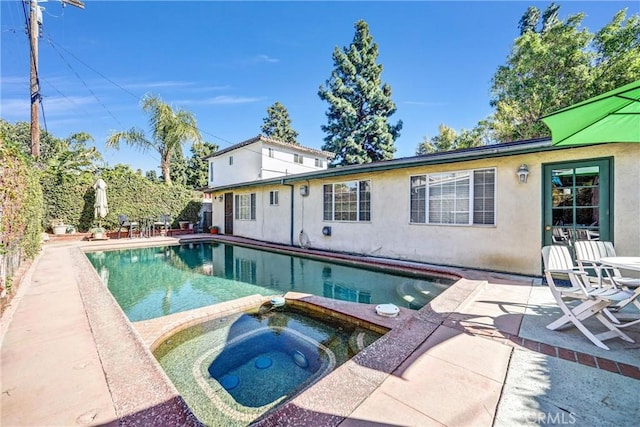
xmin=217 ymin=195 xmax=224 ymax=202
xmin=516 ymin=164 xmax=529 ymax=184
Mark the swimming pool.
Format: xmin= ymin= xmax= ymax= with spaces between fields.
xmin=85 ymin=242 xmax=455 ymax=321
xmin=153 ymin=303 xmax=382 ymax=426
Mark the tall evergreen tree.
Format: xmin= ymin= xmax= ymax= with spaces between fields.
xmin=260 ymin=102 xmax=298 ymax=144
xmin=318 ymin=20 xmax=402 ymax=165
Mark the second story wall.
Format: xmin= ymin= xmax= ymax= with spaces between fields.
xmin=210 ymin=142 xmax=263 ymax=187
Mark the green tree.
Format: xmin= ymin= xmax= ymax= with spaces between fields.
xmin=145 ymin=170 xmax=160 ymax=182
xmin=490 ymin=5 xmax=640 ymax=142
xmin=592 ymin=9 xmax=640 ymax=93
xmin=46 ymin=132 xmax=101 ymax=179
xmin=186 ymin=141 xmax=218 ymax=189
xmin=416 ymin=124 xmax=458 ymax=155
xmin=169 ymin=150 xmax=188 ymax=186
xmin=106 ymin=94 xmax=202 ymax=185
xmin=519 ymin=6 xmax=540 ymax=35
xmin=415 ymin=119 xmax=493 ymax=155
xmin=318 ymin=20 xmax=402 ymax=165
xmin=0 ymin=119 xmax=66 ymax=163
xmin=261 ymin=102 xmax=298 ymax=144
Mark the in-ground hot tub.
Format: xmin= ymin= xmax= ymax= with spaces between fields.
xmin=153 ymin=303 xmax=382 ymax=426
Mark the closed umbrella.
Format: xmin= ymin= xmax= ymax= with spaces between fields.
xmin=93 ymin=178 xmax=108 ymax=226
xmin=541 ymin=79 xmax=640 ymax=146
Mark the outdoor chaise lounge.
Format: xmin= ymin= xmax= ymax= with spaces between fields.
xmin=541 ymin=245 xmax=636 ymax=350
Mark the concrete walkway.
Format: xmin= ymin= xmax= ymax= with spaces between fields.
xmin=1 ymin=236 xmax=639 ymax=426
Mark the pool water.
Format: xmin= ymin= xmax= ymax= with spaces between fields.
xmin=153 ymin=305 xmax=381 ymax=426
xmin=85 ymin=242 xmax=455 ymax=321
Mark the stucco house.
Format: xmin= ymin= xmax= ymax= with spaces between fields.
xmin=204 ymin=138 xmax=640 ymax=276
xmin=204 ymin=134 xmax=334 ymax=188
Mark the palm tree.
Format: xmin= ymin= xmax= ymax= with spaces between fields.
xmin=106 ymin=94 xmax=202 ymax=184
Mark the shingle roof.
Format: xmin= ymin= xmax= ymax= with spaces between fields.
xmin=204 ymin=134 xmax=335 ymax=159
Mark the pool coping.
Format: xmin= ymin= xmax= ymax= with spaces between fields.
xmin=74 ymin=237 xmax=486 ymax=426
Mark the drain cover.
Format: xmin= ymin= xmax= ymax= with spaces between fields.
xmin=376 ymin=303 xmax=400 ymax=317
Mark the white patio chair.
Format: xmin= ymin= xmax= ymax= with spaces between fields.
xmin=574 ymin=240 xmax=640 ymax=288
xmin=541 ymin=245 xmax=635 ymax=350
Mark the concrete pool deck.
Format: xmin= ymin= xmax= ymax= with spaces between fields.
xmin=1 ymin=234 xmax=639 ymax=426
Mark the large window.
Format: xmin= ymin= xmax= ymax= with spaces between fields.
xmin=235 ymin=193 xmax=256 ymax=220
xmin=323 ymin=180 xmax=371 ymax=221
xmin=410 ymin=169 xmax=495 ymax=225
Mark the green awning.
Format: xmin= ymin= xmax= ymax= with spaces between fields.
xmin=541 ymin=79 xmax=640 ymax=146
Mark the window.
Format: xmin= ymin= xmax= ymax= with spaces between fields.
xmin=209 ymin=162 xmax=214 ymax=181
xmin=410 ymin=168 xmax=495 ymax=225
xmin=294 ymin=153 xmax=303 ymax=164
xmin=229 ymin=156 xmax=234 ymax=165
xmin=235 ymin=193 xmax=256 ymax=220
xmin=323 ymin=180 xmax=371 ymax=221
xmin=268 ymin=148 xmax=275 ymax=158
xmin=269 ymin=190 xmax=279 ymax=205
xmin=315 ymin=158 xmax=323 ymax=168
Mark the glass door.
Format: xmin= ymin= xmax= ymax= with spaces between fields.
xmin=543 ymin=159 xmax=611 ymax=246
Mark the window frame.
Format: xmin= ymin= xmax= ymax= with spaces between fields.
xmin=323 ymin=180 xmax=371 ymax=222
xmin=269 ymin=190 xmax=279 ymax=206
xmin=268 ymin=148 xmax=275 ymax=158
xmin=409 ymin=168 xmax=496 ymax=226
xmin=234 ymin=193 xmax=256 ymax=220
xmin=315 ymin=158 xmax=323 ymax=168
xmin=294 ymin=153 xmax=303 ymax=164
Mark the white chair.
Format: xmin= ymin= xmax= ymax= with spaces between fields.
xmin=574 ymin=240 xmax=640 ymax=288
xmin=541 ymin=245 xmax=635 ymax=350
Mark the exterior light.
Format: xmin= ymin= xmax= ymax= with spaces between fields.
xmin=217 ymin=195 xmax=224 ymax=202
xmin=517 ymin=164 xmax=529 ymax=184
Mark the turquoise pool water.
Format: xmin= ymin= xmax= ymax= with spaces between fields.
xmin=153 ymin=304 xmax=381 ymax=426
xmin=85 ymin=242 xmax=455 ymax=321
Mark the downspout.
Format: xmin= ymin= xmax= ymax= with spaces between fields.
xmin=282 ymin=180 xmax=295 ymax=246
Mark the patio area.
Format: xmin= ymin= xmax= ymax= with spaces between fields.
xmin=1 ymin=234 xmax=638 ymax=426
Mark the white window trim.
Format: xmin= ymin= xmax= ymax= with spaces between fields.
xmin=269 ymin=190 xmax=279 ymax=206
xmin=323 ymin=180 xmax=371 ymax=222
xmin=235 ymin=193 xmax=256 ymax=221
xmin=409 ymin=168 xmax=496 ymax=226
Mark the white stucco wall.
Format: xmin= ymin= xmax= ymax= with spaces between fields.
xmin=211 ymin=143 xmax=639 ymax=276
xmin=210 ymin=143 xmax=263 ymax=187
xmin=209 ymin=142 xmax=330 ymax=188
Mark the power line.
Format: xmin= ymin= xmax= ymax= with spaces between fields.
xmin=40 ymin=38 xmax=327 ymax=170
xmin=46 ymin=36 xmax=123 ymax=128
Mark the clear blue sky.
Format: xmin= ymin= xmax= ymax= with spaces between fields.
xmin=2 ymin=1 xmax=638 ymax=174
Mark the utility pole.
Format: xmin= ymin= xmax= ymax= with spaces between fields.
xmin=29 ymin=0 xmax=40 ymax=158
xmin=29 ymin=0 xmax=84 ymax=158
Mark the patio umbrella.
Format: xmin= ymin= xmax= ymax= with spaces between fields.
xmin=93 ymin=178 xmax=108 ymax=226
xmin=541 ymin=79 xmax=640 ymax=146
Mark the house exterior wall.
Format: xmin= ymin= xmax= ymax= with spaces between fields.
xmin=208 ymin=140 xmax=330 ymax=188
xmin=212 ymin=143 xmax=639 ymax=277
xmin=209 ymin=142 xmax=263 ymax=187
xmin=261 ymin=143 xmax=328 ymax=179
